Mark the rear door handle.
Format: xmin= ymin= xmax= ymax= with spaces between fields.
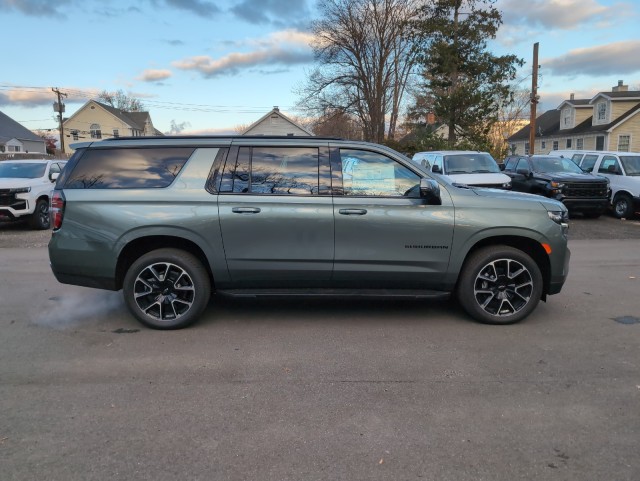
xmin=339 ymin=209 xmax=367 ymax=216
xmin=232 ymin=207 xmax=261 ymax=214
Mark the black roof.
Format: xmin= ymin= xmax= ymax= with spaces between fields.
xmin=103 ymin=135 xmax=345 ymax=141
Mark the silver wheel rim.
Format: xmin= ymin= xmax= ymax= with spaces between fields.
xmin=615 ymin=198 xmax=628 ymax=216
xmin=133 ymin=262 xmax=195 ymax=321
xmin=474 ymin=258 xmax=533 ymax=317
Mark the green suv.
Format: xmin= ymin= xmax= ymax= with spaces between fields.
xmin=48 ymin=136 xmax=570 ymax=329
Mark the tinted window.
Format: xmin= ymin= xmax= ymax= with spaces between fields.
xmin=503 ymin=157 xmax=517 ymax=171
xmin=64 ymin=148 xmax=194 ymax=189
xmin=515 ymin=158 xmax=529 ymax=172
xmin=340 ymin=149 xmax=419 ymax=197
xmin=221 ymin=147 xmax=319 ymax=195
xmin=598 ymin=156 xmax=620 ymax=174
xmin=619 ymin=156 xmax=640 ymax=175
xmin=580 ymin=154 xmax=598 ymax=172
xmin=531 ymin=156 xmax=583 ymax=174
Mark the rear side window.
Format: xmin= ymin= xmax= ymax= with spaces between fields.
xmin=220 ymin=147 xmax=320 ymax=195
xmin=64 ymin=147 xmax=194 ymax=189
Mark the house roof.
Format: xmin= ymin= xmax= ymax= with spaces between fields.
xmin=0 ymin=109 xmax=45 ymax=144
xmin=242 ymin=107 xmax=313 ymax=136
xmin=508 ymin=110 xmax=560 ymax=141
xmin=63 ymin=100 xmax=159 ymax=134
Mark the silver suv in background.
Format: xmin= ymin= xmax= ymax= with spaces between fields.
xmin=49 ymin=136 xmax=570 ymax=329
xmin=0 ymin=159 xmax=66 ymax=229
xmin=411 ymin=151 xmax=512 ymax=189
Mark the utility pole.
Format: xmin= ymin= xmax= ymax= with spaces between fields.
xmin=528 ymin=43 xmax=539 ymax=155
xmin=52 ymin=88 xmax=67 ymax=154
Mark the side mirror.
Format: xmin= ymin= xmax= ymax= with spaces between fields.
xmin=50 ymin=172 xmax=60 ymax=182
xmin=499 ymin=164 xmax=505 ymax=171
xmin=516 ymin=168 xmax=531 ymax=177
xmin=431 ymin=165 xmax=442 ymax=174
xmin=420 ymin=178 xmax=442 ymax=205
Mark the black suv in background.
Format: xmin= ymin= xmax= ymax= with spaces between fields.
xmin=502 ymin=155 xmax=610 ymax=218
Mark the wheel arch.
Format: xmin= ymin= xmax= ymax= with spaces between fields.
xmin=115 ymin=235 xmax=214 ymax=291
xmin=458 ymin=235 xmax=551 ymax=297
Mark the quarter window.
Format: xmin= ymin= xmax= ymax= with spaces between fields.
xmin=340 ymin=149 xmax=419 ymax=197
xmin=64 ymin=147 xmax=194 ymax=189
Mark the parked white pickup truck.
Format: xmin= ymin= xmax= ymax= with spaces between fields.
xmin=0 ymin=159 xmax=67 ymax=229
xmin=554 ymin=150 xmax=640 ymax=218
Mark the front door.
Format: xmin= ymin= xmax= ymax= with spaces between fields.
xmin=331 ymin=147 xmax=455 ymax=289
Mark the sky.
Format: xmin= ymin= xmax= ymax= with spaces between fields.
xmin=1 ymin=0 xmax=639 ymax=138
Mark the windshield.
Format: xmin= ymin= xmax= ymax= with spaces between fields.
xmin=443 ymin=153 xmax=500 ymax=174
xmin=0 ymin=162 xmax=47 ymax=179
xmin=620 ymin=156 xmax=640 ymax=176
xmin=530 ymin=156 xmax=584 ymax=174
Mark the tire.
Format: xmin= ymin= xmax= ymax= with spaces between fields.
xmin=612 ymin=193 xmax=634 ymax=219
xmin=123 ymin=248 xmax=211 ymax=330
xmin=456 ymin=246 xmax=543 ymax=325
xmin=28 ymin=198 xmax=50 ymax=230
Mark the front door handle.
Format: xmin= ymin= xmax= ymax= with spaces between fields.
xmin=339 ymin=209 xmax=367 ymax=216
xmin=232 ymin=207 xmax=261 ymax=214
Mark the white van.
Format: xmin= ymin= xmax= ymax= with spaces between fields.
xmin=411 ymin=151 xmax=512 ymax=189
xmin=553 ymin=150 xmax=640 ymax=218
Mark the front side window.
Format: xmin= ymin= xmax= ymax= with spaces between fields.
xmin=598 ymin=156 xmax=621 ymax=174
xmin=220 ymin=147 xmax=320 ymax=195
xmin=340 ymin=149 xmax=419 ymax=197
xmin=64 ymin=147 xmax=194 ymax=189
xmin=515 ymin=158 xmax=530 ymax=172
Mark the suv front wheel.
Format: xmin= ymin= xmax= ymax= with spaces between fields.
xmin=457 ymin=246 xmax=543 ymax=325
xmin=123 ymin=248 xmax=211 ymax=329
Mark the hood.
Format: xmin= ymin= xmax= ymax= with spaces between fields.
xmin=471 ymin=185 xmax=565 ymax=211
xmin=443 ymin=172 xmax=511 ymax=186
xmin=536 ymin=171 xmax=603 ymax=182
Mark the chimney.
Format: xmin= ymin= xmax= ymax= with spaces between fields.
xmin=273 ymin=106 xmax=280 ymax=112
xmin=570 ymin=93 xmax=575 ymax=101
xmin=612 ymin=80 xmax=628 ymax=93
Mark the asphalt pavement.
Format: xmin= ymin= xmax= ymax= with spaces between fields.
xmin=1 ymin=217 xmax=639 ymax=481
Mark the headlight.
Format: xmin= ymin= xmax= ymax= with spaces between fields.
xmin=550 ymin=181 xmax=564 ymax=189
xmin=502 ymin=181 xmax=512 ymax=189
xmin=548 ymin=210 xmax=569 ymax=225
xmin=10 ymin=187 xmax=31 ymax=193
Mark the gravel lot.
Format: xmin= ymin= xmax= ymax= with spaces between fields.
xmin=1 ymin=212 xmax=639 ymax=248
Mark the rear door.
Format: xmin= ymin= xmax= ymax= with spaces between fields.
xmin=217 ymin=143 xmax=334 ymax=287
xmin=331 ymin=145 xmax=455 ymax=289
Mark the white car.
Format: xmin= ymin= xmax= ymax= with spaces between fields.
xmin=411 ymin=151 xmax=512 ymax=189
xmin=0 ymin=159 xmax=67 ymax=229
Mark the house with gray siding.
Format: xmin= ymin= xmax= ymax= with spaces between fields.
xmin=0 ymin=110 xmax=47 ymax=154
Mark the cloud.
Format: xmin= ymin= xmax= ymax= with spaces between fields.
xmin=160 ymin=0 xmax=220 ymax=17
xmin=138 ymin=69 xmax=173 ymax=82
xmin=230 ymin=0 xmax=311 ymax=27
xmin=499 ymin=0 xmax=633 ymax=30
xmin=0 ymin=0 xmax=75 ymax=17
xmin=165 ymin=39 xmax=185 ymax=46
xmin=543 ymin=40 xmax=640 ymax=77
xmin=173 ymin=29 xmax=314 ymax=78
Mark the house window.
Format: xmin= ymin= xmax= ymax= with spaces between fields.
xmin=113 ymin=129 xmax=119 ymax=138
xmin=596 ymin=136 xmax=605 ymax=151
xmin=553 ymin=140 xmax=559 ymax=150
xmin=90 ymin=124 xmax=102 ymax=139
xmin=618 ymin=135 xmax=630 ymax=152
xmin=577 ymin=138 xmax=584 ymax=150
xmin=9 ymin=145 xmax=21 ymax=152
xmin=563 ymin=108 xmax=572 ymax=128
xmin=71 ymin=130 xmax=79 ymax=141
xmin=541 ymin=141 xmax=546 ymax=150
xmin=566 ymin=139 xmax=572 ymax=148
xmin=524 ymin=142 xmax=530 ymax=155
xmin=597 ymin=102 xmax=607 ymax=122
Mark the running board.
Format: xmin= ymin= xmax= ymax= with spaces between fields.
xmin=217 ymin=288 xmax=451 ymax=300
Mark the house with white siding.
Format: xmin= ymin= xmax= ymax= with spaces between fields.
xmin=508 ymin=81 xmax=640 ymax=155
xmin=0 ymin=110 xmax=47 ymax=155
xmin=242 ymin=107 xmax=313 ymax=136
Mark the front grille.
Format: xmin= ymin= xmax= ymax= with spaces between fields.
xmin=565 ymin=182 xmax=608 ymax=198
xmin=0 ymin=189 xmax=27 ymax=210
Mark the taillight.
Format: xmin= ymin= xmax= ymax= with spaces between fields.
xmin=51 ymin=190 xmax=65 ymax=230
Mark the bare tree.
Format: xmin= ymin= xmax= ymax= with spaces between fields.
xmin=311 ymin=109 xmax=364 ymax=139
xmin=298 ymin=0 xmax=420 ymax=143
xmin=488 ymin=86 xmax=530 ymax=159
xmin=97 ymin=89 xmax=145 ymax=112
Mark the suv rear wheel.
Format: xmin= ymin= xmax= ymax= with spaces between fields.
xmin=123 ymin=248 xmax=211 ymax=329
xmin=457 ymin=246 xmax=542 ymax=325
xmin=28 ymin=198 xmax=50 ymax=230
